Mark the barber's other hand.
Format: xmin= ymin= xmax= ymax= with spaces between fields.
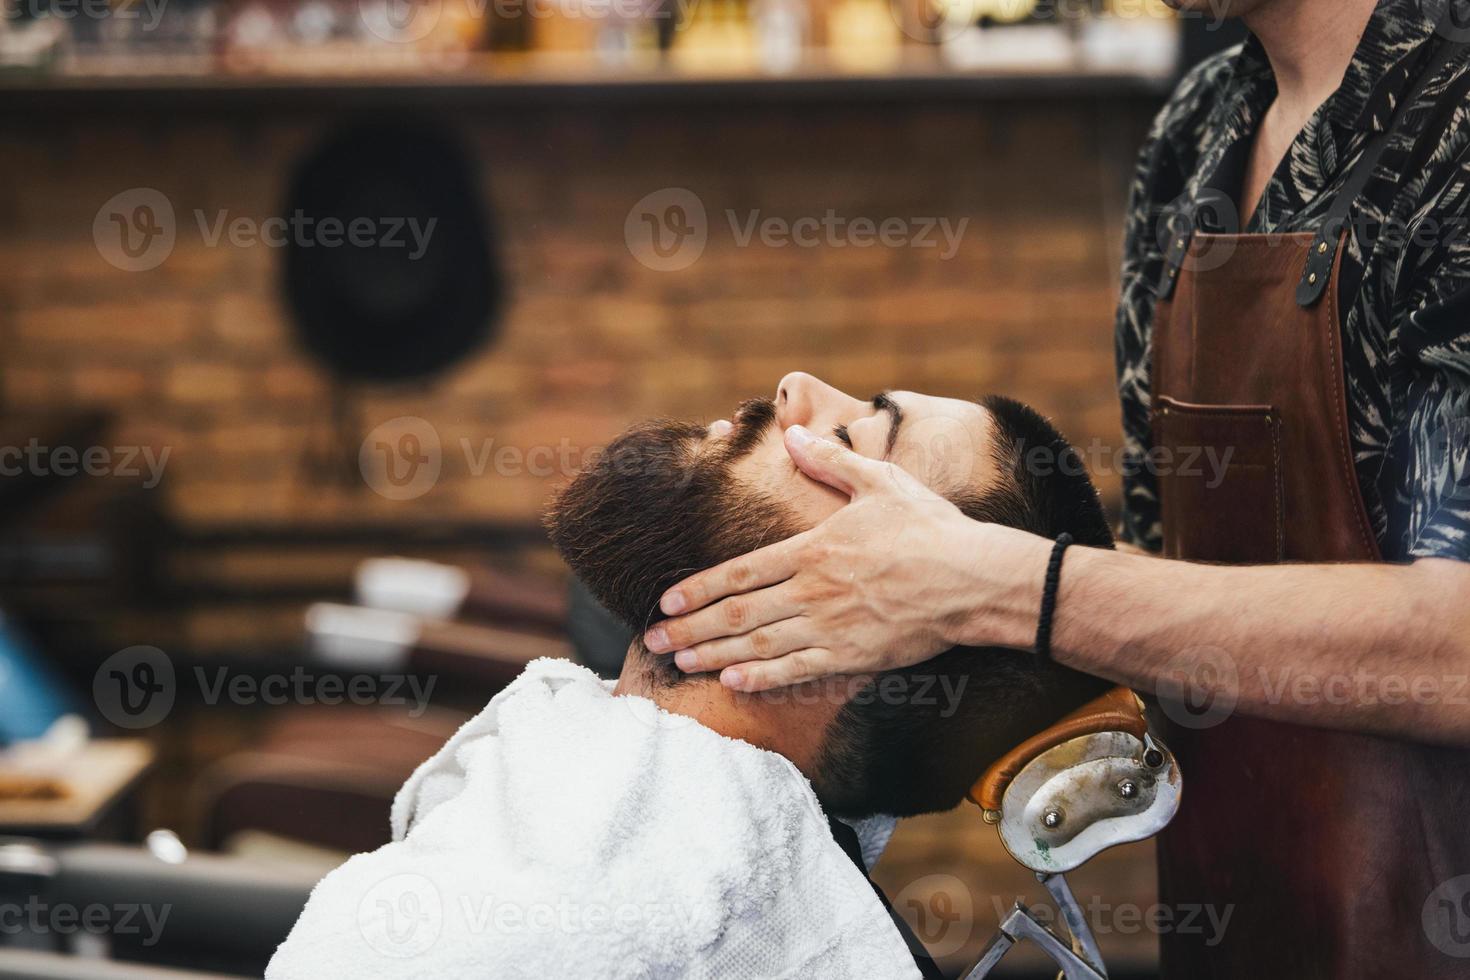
xmin=643 ymin=425 xmax=1045 ymax=692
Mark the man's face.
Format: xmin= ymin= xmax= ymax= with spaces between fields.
xmin=546 ymin=372 xmax=1005 ymax=635
xmin=711 ymin=371 xmax=1003 ymax=528
xmin=545 ymin=373 xmax=1009 ymax=802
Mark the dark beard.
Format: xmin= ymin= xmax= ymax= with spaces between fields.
xmin=544 ymin=398 xmax=799 ymax=647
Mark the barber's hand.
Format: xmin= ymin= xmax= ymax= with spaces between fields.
xmin=642 ymin=425 xmax=1047 ymax=692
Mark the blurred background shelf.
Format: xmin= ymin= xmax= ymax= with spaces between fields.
xmin=1 ymin=0 xmax=1184 ymax=107
xmin=3 ymin=59 xmax=1175 ymax=109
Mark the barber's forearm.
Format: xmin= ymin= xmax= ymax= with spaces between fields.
xmin=1043 ymin=549 xmax=1470 ymax=746
xmin=1112 ymin=539 xmax=1154 ymax=558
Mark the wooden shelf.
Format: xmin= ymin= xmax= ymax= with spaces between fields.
xmin=4 ymin=56 xmax=1175 ymax=111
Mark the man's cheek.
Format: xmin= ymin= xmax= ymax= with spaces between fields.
xmin=729 ymin=451 xmax=840 ymax=526
xmin=788 ymin=481 xmax=845 ymax=527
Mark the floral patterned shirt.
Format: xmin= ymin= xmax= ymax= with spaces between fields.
xmin=1116 ymin=0 xmax=1470 ymax=561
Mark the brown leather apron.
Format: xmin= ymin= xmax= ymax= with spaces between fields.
xmin=1148 ymin=35 xmax=1470 ymax=980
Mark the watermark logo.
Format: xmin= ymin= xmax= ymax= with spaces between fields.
xmin=888 ymin=413 xmax=982 ymax=495
xmin=93 ymin=646 xmax=438 ymax=729
xmin=1424 ymin=0 xmax=1470 ymax=42
xmin=889 ymin=0 xmax=1191 ymax=46
xmin=93 ymin=188 xmax=176 ymax=272
xmin=359 ymin=0 xmax=444 ymax=41
xmin=1424 ymin=875 xmax=1470 ymax=958
xmin=894 ymin=874 xmax=974 ymax=957
xmin=94 ymin=646 xmax=176 ymax=730
xmin=621 ymin=693 xmax=700 ymax=731
xmin=891 ymin=0 xmax=1008 ymax=45
xmin=626 ymin=188 xmax=969 ymax=271
xmin=1427 ymin=419 xmax=1470 ymax=504
xmin=360 ymin=416 xmax=443 ymax=500
xmin=356 ymin=420 xmax=712 ymax=500
xmin=359 ymin=873 xmax=443 ymax=958
xmin=94 ymin=189 xmax=437 ymax=271
xmin=1156 ymin=645 xmax=1239 ymax=730
xmin=625 ymin=188 xmax=708 ymax=272
xmin=1153 ymin=190 xmax=1241 ymax=277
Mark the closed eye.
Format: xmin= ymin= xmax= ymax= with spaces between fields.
xmin=833 ymin=424 xmax=852 ymax=447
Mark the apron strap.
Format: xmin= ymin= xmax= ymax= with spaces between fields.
xmin=1297 ymin=28 xmax=1470 ymax=306
xmin=1157 ymin=186 xmax=1233 ymax=301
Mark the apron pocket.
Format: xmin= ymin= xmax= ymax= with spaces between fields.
xmin=1151 ymin=397 xmax=1284 ymax=563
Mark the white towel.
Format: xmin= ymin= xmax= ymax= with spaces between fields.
xmin=267 ymin=658 xmax=920 ymax=980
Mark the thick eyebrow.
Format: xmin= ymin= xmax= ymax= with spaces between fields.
xmin=873 ymin=392 xmax=903 ymax=458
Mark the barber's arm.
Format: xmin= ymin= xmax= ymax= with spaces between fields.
xmin=645 ymin=425 xmax=1470 ymax=747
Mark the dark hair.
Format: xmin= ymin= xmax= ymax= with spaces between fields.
xmin=812 ymin=396 xmax=1113 ymax=818
xmin=966 ymin=394 xmax=1113 ymax=549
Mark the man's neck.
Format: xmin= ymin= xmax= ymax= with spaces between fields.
xmin=612 ymin=648 xmax=849 ymax=779
xmin=1245 ymin=0 xmax=1378 ymax=116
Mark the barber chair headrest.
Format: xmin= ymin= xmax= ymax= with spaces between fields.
xmin=969 ymin=686 xmax=1148 ymax=813
xmin=967 ymin=686 xmax=1180 ymax=874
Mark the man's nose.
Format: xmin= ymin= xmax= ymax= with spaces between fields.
xmin=775 ymin=372 xmax=861 ymax=429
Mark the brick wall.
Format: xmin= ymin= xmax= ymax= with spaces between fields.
xmin=1 ymin=96 xmax=1154 ymax=544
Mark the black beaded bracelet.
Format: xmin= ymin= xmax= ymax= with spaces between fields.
xmin=1034 ymin=532 xmax=1074 ymax=661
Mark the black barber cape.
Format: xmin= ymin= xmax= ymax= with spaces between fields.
xmin=826 ymin=816 xmax=945 ymax=980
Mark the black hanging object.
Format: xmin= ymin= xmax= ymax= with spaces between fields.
xmin=282 ymin=123 xmax=502 ymax=383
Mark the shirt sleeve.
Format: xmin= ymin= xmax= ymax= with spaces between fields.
xmin=1396 ymin=280 xmax=1470 ymax=561
xmin=1383 ymin=119 xmax=1470 ymax=562
xmin=1114 ymin=113 xmax=1183 ymax=553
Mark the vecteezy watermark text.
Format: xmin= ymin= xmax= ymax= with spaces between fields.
xmin=0 ymin=440 xmax=169 ymax=488
xmin=357 ymin=415 xmax=1243 ymax=505
xmin=885 ymin=873 xmax=1234 ymax=960
xmin=358 ymin=874 xmax=774 ymax=958
xmin=3 ymin=0 xmax=168 ymax=29
xmin=194 ymin=210 xmax=436 ymax=258
xmin=624 ymin=188 xmax=969 ymax=271
xmin=94 ymin=646 xmax=437 ymax=729
xmin=360 ymin=416 xmax=684 ymax=501
xmin=1156 ymin=644 xmax=1470 ymax=731
xmin=192 ymin=667 xmax=437 ymax=716
xmin=987 ymin=894 xmax=1234 ymax=947
xmin=94 ymin=188 xmax=437 ymax=272
xmin=1018 ymin=438 xmax=1235 ymax=489
xmin=0 ymin=898 xmax=171 ymax=948
xmin=726 ymin=210 xmax=968 ymax=258
xmin=358 ymin=0 xmax=703 ymax=45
